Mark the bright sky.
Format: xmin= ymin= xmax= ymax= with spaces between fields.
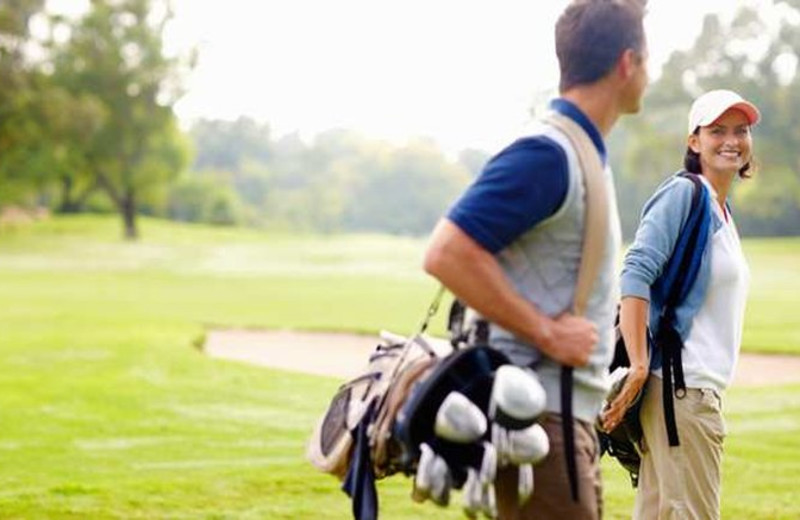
xmin=50 ymin=0 xmax=760 ymax=154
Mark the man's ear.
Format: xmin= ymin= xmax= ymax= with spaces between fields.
xmin=617 ymin=49 xmax=636 ymax=80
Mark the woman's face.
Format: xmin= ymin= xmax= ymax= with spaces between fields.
xmin=688 ymin=108 xmax=753 ymax=176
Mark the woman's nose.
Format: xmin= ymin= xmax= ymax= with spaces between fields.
xmin=724 ymin=133 xmax=739 ymax=146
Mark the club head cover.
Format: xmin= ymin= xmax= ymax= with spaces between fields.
xmin=506 ymin=423 xmax=550 ymax=465
xmin=518 ymin=464 xmax=534 ymax=506
xmin=462 ymin=468 xmax=482 ymax=519
xmin=429 ymin=454 xmax=452 ymax=506
xmin=434 ymin=391 xmax=488 ymax=443
xmin=489 ymin=365 xmax=546 ymax=429
xmin=482 ymin=482 xmax=498 ymax=519
xmin=412 ymin=443 xmax=435 ymax=503
xmin=491 ymin=424 xmax=510 ymax=467
xmin=479 ymin=441 xmax=497 ymax=486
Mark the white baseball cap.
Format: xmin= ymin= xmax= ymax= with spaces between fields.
xmin=687 ymin=89 xmax=760 ymax=134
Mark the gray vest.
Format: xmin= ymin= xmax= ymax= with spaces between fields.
xmin=490 ymin=118 xmax=622 ymax=423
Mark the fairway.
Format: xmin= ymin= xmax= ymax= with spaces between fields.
xmin=0 ymin=216 xmax=798 ymax=519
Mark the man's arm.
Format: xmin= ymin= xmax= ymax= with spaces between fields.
xmin=423 ymin=218 xmax=597 ymax=367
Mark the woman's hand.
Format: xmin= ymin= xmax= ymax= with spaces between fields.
xmin=602 ymin=296 xmax=651 ymax=432
xmin=601 ymin=365 xmax=649 ymax=432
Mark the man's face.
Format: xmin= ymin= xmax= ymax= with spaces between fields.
xmin=622 ymin=45 xmax=649 ymax=114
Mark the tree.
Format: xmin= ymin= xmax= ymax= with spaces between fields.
xmin=167 ymin=174 xmax=244 ymax=226
xmin=31 ymin=84 xmax=108 ymax=212
xmin=50 ymin=0 xmax=190 ymax=239
xmin=190 ymin=117 xmax=272 ymax=172
xmin=0 ymin=0 xmax=46 ymax=205
xmin=340 ymin=138 xmax=471 ymax=235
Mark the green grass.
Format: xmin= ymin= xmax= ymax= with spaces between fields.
xmin=0 ymin=215 xmax=798 ymax=518
xmin=741 ymin=238 xmax=800 ymax=354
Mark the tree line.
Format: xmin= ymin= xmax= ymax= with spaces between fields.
xmin=178 ymin=119 xmax=483 ymax=234
xmin=1 ymin=1 xmax=799 ymax=239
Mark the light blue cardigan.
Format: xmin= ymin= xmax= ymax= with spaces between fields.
xmin=620 ymin=174 xmax=724 ymax=346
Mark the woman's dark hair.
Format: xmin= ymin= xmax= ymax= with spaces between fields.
xmin=683 ymin=127 xmax=754 ymax=179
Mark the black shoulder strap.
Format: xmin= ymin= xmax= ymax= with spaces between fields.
xmin=659 ymin=171 xmax=709 ymax=446
xmin=546 ymin=112 xmax=609 ymax=505
xmin=560 ymin=366 xmax=578 ymax=500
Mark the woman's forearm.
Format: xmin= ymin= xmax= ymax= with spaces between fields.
xmin=619 ymin=296 xmax=650 ymax=374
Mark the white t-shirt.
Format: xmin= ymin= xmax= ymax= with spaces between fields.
xmin=681 ymin=178 xmax=750 ymax=392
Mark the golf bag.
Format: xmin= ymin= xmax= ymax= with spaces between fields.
xmin=306 ymin=332 xmax=441 ymax=481
xmin=307 ymin=295 xmax=551 ymax=520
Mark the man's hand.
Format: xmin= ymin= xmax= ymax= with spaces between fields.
xmin=424 ymin=219 xmax=601 ymax=368
xmin=600 ymin=365 xmax=648 ymax=432
xmin=539 ymin=313 xmax=598 ymax=367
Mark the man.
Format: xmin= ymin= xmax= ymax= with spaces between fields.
xmin=423 ymin=1 xmax=649 ymax=518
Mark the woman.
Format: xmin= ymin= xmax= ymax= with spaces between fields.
xmin=601 ymin=89 xmax=760 ymax=520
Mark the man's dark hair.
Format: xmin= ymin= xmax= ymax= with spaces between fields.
xmin=555 ymin=0 xmax=647 ymax=91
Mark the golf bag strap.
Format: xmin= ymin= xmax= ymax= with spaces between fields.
xmin=560 ymin=366 xmax=578 ymax=500
xmin=658 ymin=172 xmax=707 ymax=447
xmin=342 ymin=401 xmax=379 ymax=520
xmin=546 ymin=111 xmax=609 ymax=503
xmin=418 ymin=285 xmax=446 ymax=335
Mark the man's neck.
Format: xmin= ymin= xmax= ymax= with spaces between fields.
xmin=561 ymin=86 xmax=622 ymax=137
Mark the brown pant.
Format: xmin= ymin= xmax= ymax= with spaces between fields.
xmin=495 ymin=413 xmax=603 ymax=520
xmin=633 ymin=375 xmax=725 ymax=520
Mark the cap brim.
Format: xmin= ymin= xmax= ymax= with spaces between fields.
xmin=697 ymin=101 xmax=761 ymax=128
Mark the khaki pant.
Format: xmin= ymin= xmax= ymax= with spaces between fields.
xmin=495 ymin=413 xmax=603 ymax=520
xmin=634 ymin=375 xmax=726 ymax=520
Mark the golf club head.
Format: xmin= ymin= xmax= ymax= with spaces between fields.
xmin=489 ymin=365 xmax=546 ymax=429
xmin=434 ymin=391 xmax=488 ymax=444
xmin=482 ymin=482 xmax=498 ymax=519
xmin=462 ymin=468 xmax=482 ymax=519
xmin=412 ymin=443 xmax=452 ymax=506
xmin=479 ymin=441 xmax=497 ymax=486
xmin=506 ymin=423 xmax=550 ymax=465
xmin=491 ymin=424 xmax=509 ymax=466
xmin=412 ymin=443 xmax=435 ymax=503
xmin=429 ymin=453 xmax=452 ymax=506
xmin=518 ymin=464 xmax=534 ymax=506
